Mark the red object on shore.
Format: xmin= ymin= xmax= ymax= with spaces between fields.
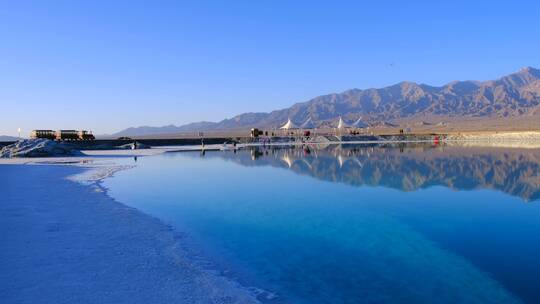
xmin=433 ymin=135 xmax=439 ymax=144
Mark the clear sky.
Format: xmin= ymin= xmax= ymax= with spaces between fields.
xmin=1 ymin=0 xmax=539 ymax=136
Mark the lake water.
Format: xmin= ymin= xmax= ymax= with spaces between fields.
xmin=104 ymin=144 xmax=540 ymax=304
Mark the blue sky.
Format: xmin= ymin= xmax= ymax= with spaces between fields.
xmin=1 ymin=0 xmax=539 ymax=136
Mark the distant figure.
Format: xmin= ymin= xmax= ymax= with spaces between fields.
xmin=134 ymin=156 xmax=138 ymax=162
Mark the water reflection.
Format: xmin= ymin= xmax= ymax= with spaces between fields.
xmin=107 ymin=144 xmax=540 ymax=303
xmin=202 ymin=143 xmax=540 ymax=202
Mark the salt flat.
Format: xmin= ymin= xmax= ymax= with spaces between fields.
xmin=0 ymin=147 xmax=190 ymax=165
xmin=0 ymin=164 xmax=259 ymax=304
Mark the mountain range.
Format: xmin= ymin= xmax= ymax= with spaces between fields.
xmin=114 ymin=67 xmax=540 ymax=137
xmin=212 ymin=145 xmax=540 ymax=202
xmin=0 ymin=135 xmax=19 ymax=142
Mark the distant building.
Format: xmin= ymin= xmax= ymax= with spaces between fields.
xmin=55 ymin=130 xmax=79 ymax=140
xmin=78 ymin=130 xmax=95 ymax=140
xmin=250 ymin=128 xmax=263 ymax=138
xmin=30 ymin=129 xmax=95 ymax=141
xmin=30 ymin=130 xmax=56 ymax=140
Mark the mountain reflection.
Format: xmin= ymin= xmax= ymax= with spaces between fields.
xmin=205 ymin=144 xmax=540 ymax=202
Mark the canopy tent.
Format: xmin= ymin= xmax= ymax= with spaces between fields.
xmin=300 ymin=117 xmax=317 ymax=129
xmin=352 ymin=117 xmax=368 ymax=128
xmin=336 ymin=116 xmax=349 ymax=129
xmin=280 ymin=119 xmax=298 ymax=129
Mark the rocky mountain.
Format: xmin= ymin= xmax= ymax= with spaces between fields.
xmin=113 ymin=123 xmax=215 ymax=137
xmin=113 ymin=125 xmax=180 ymax=137
xmin=0 ymin=135 xmax=19 ymax=142
xmin=208 ymin=145 xmax=540 ymax=202
xmin=114 ymin=67 xmax=540 ymax=136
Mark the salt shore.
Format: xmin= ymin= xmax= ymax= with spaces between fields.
xmin=0 ymin=162 xmax=260 ymax=303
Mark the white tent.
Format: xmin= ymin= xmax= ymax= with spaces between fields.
xmin=352 ymin=117 xmax=368 ymax=128
xmin=280 ymin=118 xmax=297 ymax=129
xmin=300 ymin=117 xmax=317 ymax=129
xmin=336 ymin=116 xmax=349 ymax=129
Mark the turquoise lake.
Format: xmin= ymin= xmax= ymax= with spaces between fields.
xmin=104 ymin=144 xmax=540 ymax=304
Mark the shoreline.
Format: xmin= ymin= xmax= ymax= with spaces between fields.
xmin=0 ymin=161 xmax=264 ymax=303
xmin=2 ymin=132 xmax=540 ymax=165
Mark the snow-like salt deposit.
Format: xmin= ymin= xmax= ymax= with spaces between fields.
xmin=1 ymin=163 xmax=261 ymax=303
xmin=116 ymin=142 xmax=151 ymax=150
xmin=0 ymin=139 xmax=83 ymax=158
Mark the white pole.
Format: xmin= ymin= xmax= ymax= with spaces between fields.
xmin=18 ymin=128 xmax=21 ymax=139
